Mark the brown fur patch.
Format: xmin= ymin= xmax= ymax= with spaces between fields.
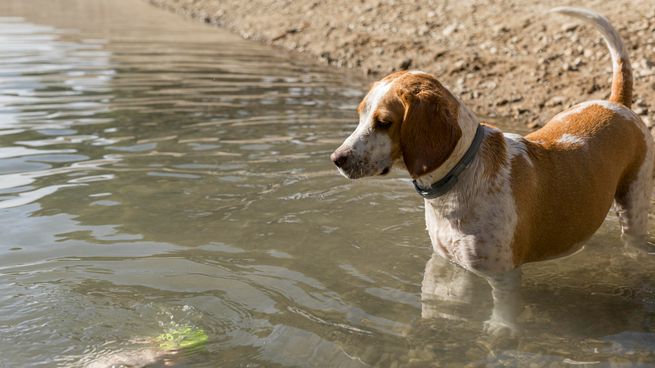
xmin=479 ymin=126 xmax=506 ymax=181
xmin=610 ymin=58 xmax=633 ymax=108
xmin=392 ymin=74 xmax=462 ymax=178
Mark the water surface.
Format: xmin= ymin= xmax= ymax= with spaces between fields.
xmin=1 ymin=1 xmax=655 ymax=367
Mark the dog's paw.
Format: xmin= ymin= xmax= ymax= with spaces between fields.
xmin=483 ymin=318 xmax=519 ymax=339
xmin=622 ymin=235 xmax=655 ymax=258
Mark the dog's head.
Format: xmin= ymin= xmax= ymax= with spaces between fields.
xmin=330 ymin=71 xmax=463 ymax=179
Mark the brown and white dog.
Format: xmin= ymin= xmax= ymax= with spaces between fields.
xmin=331 ymin=7 xmax=654 ymax=336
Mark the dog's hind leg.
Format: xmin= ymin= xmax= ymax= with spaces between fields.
xmin=615 ymin=140 xmax=654 ymax=255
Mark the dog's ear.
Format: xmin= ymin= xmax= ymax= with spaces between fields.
xmin=398 ymin=84 xmax=462 ymax=178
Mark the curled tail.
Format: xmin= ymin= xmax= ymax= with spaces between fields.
xmin=551 ymin=7 xmax=633 ymax=108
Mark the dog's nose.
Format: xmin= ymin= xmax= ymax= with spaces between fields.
xmin=331 ymin=150 xmax=349 ymax=168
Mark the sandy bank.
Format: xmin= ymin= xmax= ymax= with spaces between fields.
xmin=149 ymin=0 xmax=655 ymax=129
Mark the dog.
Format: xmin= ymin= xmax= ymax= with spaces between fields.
xmin=330 ymin=7 xmax=654 ymax=336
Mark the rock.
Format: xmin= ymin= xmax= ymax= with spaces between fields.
xmin=494 ymin=25 xmax=509 ymax=34
xmin=513 ymin=107 xmax=531 ymax=118
xmin=480 ymin=81 xmax=497 ymax=89
xmin=399 ymin=58 xmax=412 ymax=70
xmin=561 ymin=23 xmax=579 ymax=32
xmin=442 ymin=23 xmax=458 ymax=36
xmin=433 ymin=48 xmax=448 ymax=59
xmin=496 ymin=98 xmax=509 ymax=106
xmin=272 ymin=26 xmax=302 ymax=41
xmin=634 ymin=106 xmax=648 ymax=115
xmin=320 ymin=51 xmax=335 ymax=63
xmin=452 ymin=60 xmax=467 ymax=73
xmin=546 ymin=96 xmax=566 ymax=107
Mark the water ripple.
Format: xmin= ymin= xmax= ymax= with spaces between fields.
xmin=2 ymin=1 xmax=655 ymax=367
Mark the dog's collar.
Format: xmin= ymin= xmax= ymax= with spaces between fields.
xmin=412 ymin=124 xmax=485 ymax=199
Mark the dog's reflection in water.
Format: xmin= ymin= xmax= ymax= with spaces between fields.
xmin=406 ymin=254 xmax=522 ymax=365
xmin=420 ymin=253 xmax=520 ymax=339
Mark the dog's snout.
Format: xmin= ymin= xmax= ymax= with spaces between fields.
xmin=331 ymin=150 xmax=350 ymax=168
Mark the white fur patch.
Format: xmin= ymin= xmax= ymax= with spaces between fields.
xmin=504 ymin=133 xmax=533 ymax=166
xmin=334 ymin=77 xmax=398 ymax=178
xmin=364 ymin=80 xmax=392 ymax=115
xmin=503 ymin=133 xmax=522 ymax=141
xmin=556 ymin=133 xmax=585 ymax=146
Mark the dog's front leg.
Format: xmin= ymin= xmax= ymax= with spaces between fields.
xmin=482 ymin=268 xmax=522 ymax=338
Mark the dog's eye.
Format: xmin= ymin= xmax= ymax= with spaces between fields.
xmin=375 ymin=119 xmax=392 ymax=128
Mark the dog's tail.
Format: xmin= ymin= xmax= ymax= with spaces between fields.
xmin=551 ymin=7 xmax=632 ymax=108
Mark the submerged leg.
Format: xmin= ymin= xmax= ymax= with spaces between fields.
xmin=615 ymin=175 xmax=653 ymax=256
xmin=615 ymin=134 xmax=654 ymax=255
xmin=482 ymin=268 xmax=522 ymax=338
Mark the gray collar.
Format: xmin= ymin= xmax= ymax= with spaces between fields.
xmin=412 ymin=124 xmax=485 ymax=199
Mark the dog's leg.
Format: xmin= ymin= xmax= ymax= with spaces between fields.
xmin=482 ymin=268 xmax=521 ymax=338
xmin=615 ymin=148 xmax=654 ymax=256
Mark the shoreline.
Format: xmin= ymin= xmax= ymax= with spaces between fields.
xmin=148 ymin=0 xmax=655 ymax=129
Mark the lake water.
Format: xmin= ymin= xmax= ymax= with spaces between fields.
xmin=1 ymin=1 xmax=655 ymax=367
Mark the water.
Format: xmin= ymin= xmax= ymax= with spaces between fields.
xmin=1 ymin=1 xmax=655 ymax=367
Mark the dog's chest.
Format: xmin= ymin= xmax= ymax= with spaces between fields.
xmin=423 ymin=192 xmax=516 ymax=274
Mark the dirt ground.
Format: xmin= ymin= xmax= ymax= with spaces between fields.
xmin=148 ymin=0 xmax=655 ymax=130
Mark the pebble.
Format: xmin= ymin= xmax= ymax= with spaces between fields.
xmin=561 ymin=23 xmax=579 ymax=32
xmin=442 ymin=23 xmax=458 ymax=36
xmin=399 ymin=58 xmax=412 ymax=70
xmin=527 ymin=121 xmax=541 ymax=129
xmin=480 ymin=81 xmax=497 ymax=89
xmin=546 ymin=96 xmax=566 ymax=107
xmin=494 ymin=25 xmax=509 ymax=34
